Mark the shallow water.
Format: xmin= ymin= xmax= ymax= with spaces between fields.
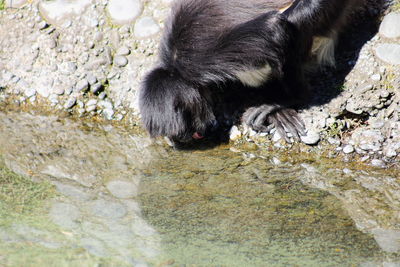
xmin=0 ymin=110 xmax=399 ymax=266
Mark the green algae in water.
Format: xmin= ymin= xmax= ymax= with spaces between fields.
xmin=139 ymin=149 xmax=389 ymax=266
xmin=0 ymin=161 xmax=127 ymax=267
xmin=0 ymin=160 xmax=56 ymax=226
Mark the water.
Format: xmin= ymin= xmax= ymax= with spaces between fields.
xmin=0 ymin=110 xmax=399 ymax=266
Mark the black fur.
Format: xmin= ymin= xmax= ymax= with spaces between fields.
xmin=139 ymin=0 xmax=363 ymax=145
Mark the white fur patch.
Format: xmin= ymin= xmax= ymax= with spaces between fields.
xmin=235 ymin=64 xmax=272 ymax=87
xmin=312 ymin=36 xmax=336 ymax=66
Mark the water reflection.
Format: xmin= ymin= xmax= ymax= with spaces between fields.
xmin=0 ymin=111 xmax=399 ymax=266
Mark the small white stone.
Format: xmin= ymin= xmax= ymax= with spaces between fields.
xmin=114 ymin=55 xmax=128 ymax=67
xmin=300 ymin=130 xmax=320 ymax=145
xmin=24 ymin=88 xmax=36 ymax=98
xmin=272 ymin=131 xmax=282 ymax=142
xmin=379 ymin=12 xmax=400 ymax=39
xmin=107 ymin=0 xmax=142 ymax=25
xmin=134 ymin=16 xmax=160 ymax=38
xmin=371 ymin=74 xmax=381 ymax=81
xmin=86 ymin=99 xmax=97 ymax=106
xmin=229 ymin=126 xmax=241 ymax=140
xmin=343 ymin=144 xmax=354 ymax=154
xmin=271 ymin=157 xmax=281 ymax=165
xmin=116 ymin=46 xmax=130 ymax=56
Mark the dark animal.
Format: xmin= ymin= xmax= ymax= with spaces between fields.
xmin=139 ymin=0 xmax=363 ymax=145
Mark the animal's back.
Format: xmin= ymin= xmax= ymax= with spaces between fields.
xmin=159 ymin=0 xmax=295 ymax=83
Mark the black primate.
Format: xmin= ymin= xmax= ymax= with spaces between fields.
xmin=139 ymin=0 xmax=362 ymax=145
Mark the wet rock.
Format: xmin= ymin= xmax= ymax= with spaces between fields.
xmin=89 ymin=199 xmax=127 ymax=219
xmin=379 ymin=12 xmax=400 ymax=39
xmin=49 ymin=202 xmax=80 ymax=229
xmin=53 ymin=181 xmax=91 ymax=201
xmin=300 ymin=130 xmax=320 ymax=145
xmin=375 ymin=43 xmax=400 ymax=65
xmin=134 ymin=17 xmax=160 ymax=38
xmin=106 ymin=180 xmax=138 ymax=199
xmin=80 ymin=237 xmax=108 ymax=257
xmin=372 ymin=229 xmax=400 ymax=253
xmin=107 ymin=0 xmax=142 ymax=25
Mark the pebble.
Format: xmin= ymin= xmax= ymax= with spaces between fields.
xmin=86 ymin=105 xmax=97 ymax=112
xmin=327 ymin=137 xmax=341 ymax=146
xmin=369 ymin=118 xmax=385 ymax=129
xmin=75 ymin=79 xmax=89 ymax=92
xmin=5 ymin=0 xmax=27 ymax=8
xmin=272 ymin=131 xmax=282 ymax=142
xmin=375 ymin=43 xmax=400 ymax=65
xmin=229 ymin=126 xmax=242 ymax=140
xmin=39 ymin=0 xmax=91 ymax=26
xmin=134 ymin=16 xmax=160 ymax=38
xmin=116 ymin=46 xmax=130 ymax=56
xmin=64 ymin=96 xmax=77 ymax=109
xmin=37 ymin=20 xmax=48 ymax=30
xmin=90 ymin=83 xmax=102 ymax=94
xmin=379 ymin=12 xmax=400 ymax=39
xmin=59 ymin=62 xmax=77 ymax=75
xmin=107 ymin=0 xmax=142 ymax=25
xmin=370 ymin=159 xmax=386 ymax=168
xmin=271 ymin=157 xmax=281 ymax=165
xmin=24 ymin=88 xmax=36 ymax=98
xmin=86 ymin=99 xmax=97 ymax=106
xmin=106 ymin=180 xmax=138 ymax=199
xmin=371 ymin=74 xmax=381 ymax=81
xmin=343 ymin=144 xmax=354 ymax=154
xmin=98 ymin=91 xmax=107 ymax=100
xmin=86 ymin=73 xmax=98 ymax=85
xmin=300 ymin=130 xmax=320 ymax=145
xmin=114 ymin=55 xmax=128 ymax=67
xmin=103 ymin=109 xmax=115 ymax=120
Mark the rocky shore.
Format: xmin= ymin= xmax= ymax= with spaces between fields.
xmin=0 ymin=0 xmax=399 ymax=168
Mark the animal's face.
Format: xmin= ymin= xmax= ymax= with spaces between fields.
xmin=139 ymin=68 xmax=217 ymax=144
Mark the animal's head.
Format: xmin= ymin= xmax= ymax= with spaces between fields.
xmin=139 ymin=67 xmax=217 ymax=145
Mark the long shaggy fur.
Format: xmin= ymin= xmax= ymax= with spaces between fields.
xmin=139 ymin=0 xmax=363 ymax=145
